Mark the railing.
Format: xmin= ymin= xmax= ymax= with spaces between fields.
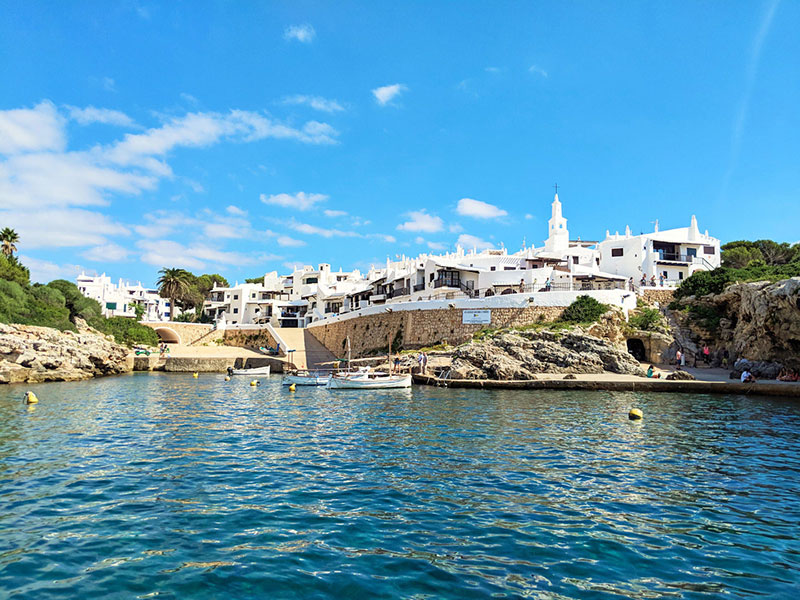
xmin=656 ymin=252 xmax=700 ymax=263
xmin=434 ymin=279 xmax=459 ymax=289
xmin=390 ymin=287 xmax=409 ymax=298
xmin=413 ymin=283 xmax=425 ymax=292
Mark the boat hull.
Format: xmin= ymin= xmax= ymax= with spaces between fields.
xmin=283 ymin=374 xmax=329 ymax=386
xmin=231 ymin=366 xmax=271 ymax=376
xmin=326 ymin=374 xmax=412 ymax=389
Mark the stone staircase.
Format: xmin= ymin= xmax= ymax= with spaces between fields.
xmin=272 ymin=328 xmax=336 ymax=369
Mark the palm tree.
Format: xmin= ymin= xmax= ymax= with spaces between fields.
xmin=157 ymin=268 xmax=192 ymax=321
xmin=0 ymin=228 xmax=19 ymax=258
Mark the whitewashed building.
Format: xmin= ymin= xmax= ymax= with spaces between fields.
xmin=76 ymin=273 xmax=177 ymax=321
xmin=598 ymin=216 xmax=720 ymax=286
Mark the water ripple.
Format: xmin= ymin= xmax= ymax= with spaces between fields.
xmin=1 ymin=373 xmax=799 ymax=598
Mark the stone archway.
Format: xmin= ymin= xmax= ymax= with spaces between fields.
xmin=154 ymin=327 xmax=181 ymax=344
xmin=626 ymin=338 xmax=647 ymax=362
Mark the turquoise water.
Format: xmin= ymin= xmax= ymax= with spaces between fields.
xmin=1 ymin=374 xmax=799 ymax=599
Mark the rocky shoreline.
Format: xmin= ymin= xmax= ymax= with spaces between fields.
xmin=0 ymin=322 xmax=133 ymax=384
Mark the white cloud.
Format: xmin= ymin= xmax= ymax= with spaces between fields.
xmin=82 ymin=243 xmax=129 ymax=262
xmin=137 ymin=239 xmax=260 ymax=270
xmin=323 ymin=209 xmax=347 ymax=218
xmin=1 ymin=208 xmax=129 ymax=249
xmin=427 ymin=241 xmax=447 ymax=251
xmin=529 ymin=65 xmax=548 ymax=78
xmin=367 ymin=234 xmax=396 ymax=243
xmin=414 ymin=236 xmax=425 ymax=244
xmin=397 ymin=210 xmax=443 ymax=233
xmin=283 ymin=95 xmax=344 ymax=113
xmin=202 ymin=223 xmax=242 ymax=239
xmin=288 ymin=218 xmax=359 ymax=238
xmin=456 ymin=197 xmax=508 ymax=219
xmin=226 ymin=205 xmax=247 ymax=216
xmin=457 ymin=234 xmax=495 ymax=250
xmin=372 ymin=83 xmax=407 ymax=106
xmin=67 ymin=106 xmax=136 ymax=127
xmin=277 ymin=235 xmax=306 ymax=247
xmin=448 ymin=223 xmax=464 ymax=233
xmin=180 ymin=92 xmax=199 ymax=105
xmin=261 ymin=192 xmax=328 ymax=211
xmin=525 ymin=213 xmax=534 ymax=220
xmin=0 ymin=101 xmax=65 ymax=155
xmin=18 ymin=255 xmax=83 ymax=284
xmin=284 ymin=24 xmax=315 ymax=43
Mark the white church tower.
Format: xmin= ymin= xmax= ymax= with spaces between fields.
xmin=544 ymin=192 xmax=569 ymax=253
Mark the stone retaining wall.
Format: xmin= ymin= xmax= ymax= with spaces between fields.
xmin=222 ymin=329 xmax=281 ymax=351
xmin=307 ymin=306 xmax=564 ymax=359
xmin=640 ymin=289 xmax=675 ymax=306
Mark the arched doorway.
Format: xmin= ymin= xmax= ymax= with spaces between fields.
xmin=155 ymin=327 xmax=181 ymax=344
xmin=626 ymin=338 xmax=646 ymax=362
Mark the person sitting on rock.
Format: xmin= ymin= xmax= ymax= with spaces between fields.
xmin=646 ymin=365 xmax=661 ymax=379
xmin=741 ymin=369 xmax=756 ymax=383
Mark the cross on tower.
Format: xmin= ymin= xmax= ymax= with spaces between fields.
xmin=553 ymin=183 xmax=559 ymax=194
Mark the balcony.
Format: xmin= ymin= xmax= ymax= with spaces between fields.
xmin=390 ymin=287 xmax=409 ymax=298
xmin=434 ymin=279 xmax=460 ymax=289
xmin=413 ymin=283 xmax=425 ymax=292
xmin=656 ymin=253 xmax=699 ymax=264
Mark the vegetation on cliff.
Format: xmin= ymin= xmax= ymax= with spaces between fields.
xmin=0 ymin=230 xmax=158 ymax=346
xmin=158 ymin=268 xmax=228 ymax=322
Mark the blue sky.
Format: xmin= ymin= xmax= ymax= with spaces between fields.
xmin=1 ymin=0 xmax=797 ymax=285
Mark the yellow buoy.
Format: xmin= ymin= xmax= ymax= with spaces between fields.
xmin=193 ymin=372 xmax=199 ymax=378
xmin=288 ymin=383 xmax=296 ymax=392
xmin=250 ymin=380 xmax=259 ymax=386
xmin=629 ymin=408 xmax=643 ymax=420
xmin=224 ymin=376 xmax=231 ymax=382
xmin=24 ymin=391 xmax=39 ymax=404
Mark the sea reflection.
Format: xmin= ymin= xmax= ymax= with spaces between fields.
xmin=1 ymin=373 xmax=799 ymax=599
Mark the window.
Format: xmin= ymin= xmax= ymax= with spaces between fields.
xmin=251 ymin=293 xmax=256 ymax=299
xmin=703 ymin=246 xmax=715 ymax=255
xmin=233 ymin=294 xmax=238 ymax=300
xmin=490 ymin=266 xmax=496 ymax=271
xmin=572 ymin=256 xmax=579 ymax=264
xmin=305 ymin=277 xmax=318 ymax=284
xmin=611 ymin=248 xmax=624 ymax=257
xmin=429 ymin=273 xmax=435 ymax=282
xmin=504 ymin=266 xmax=515 ymax=271
xmin=679 ymin=272 xmax=684 ymax=280
xmin=687 ymin=248 xmax=697 ymax=258
xmin=233 ymin=308 xmax=239 ymax=314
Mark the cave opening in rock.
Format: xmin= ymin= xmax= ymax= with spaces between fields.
xmin=626 ymin=338 xmax=646 ymax=362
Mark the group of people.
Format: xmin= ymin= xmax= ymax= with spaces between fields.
xmin=416 ymin=352 xmax=429 ymax=374
xmin=639 ymin=274 xmax=666 ymax=287
xmin=777 ymin=368 xmax=800 ymax=382
xmin=674 ymin=345 xmax=730 ymax=369
xmin=158 ymin=343 xmax=170 ymax=357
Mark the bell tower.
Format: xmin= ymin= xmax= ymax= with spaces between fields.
xmin=544 ymin=187 xmax=569 ymax=253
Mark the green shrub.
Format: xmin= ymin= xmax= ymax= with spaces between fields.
xmin=629 ymin=307 xmax=662 ymax=331
xmin=90 ymin=316 xmax=159 ymax=347
xmin=46 ymin=279 xmax=104 ymax=321
xmin=558 ymin=295 xmax=609 ymax=324
xmin=0 ymin=255 xmax=30 ymax=286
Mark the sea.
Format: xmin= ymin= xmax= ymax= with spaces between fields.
xmin=1 ymin=373 xmax=799 ymax=599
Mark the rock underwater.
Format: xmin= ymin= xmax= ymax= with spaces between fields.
xmin=0 ymin=322 xmax=132 ymax=384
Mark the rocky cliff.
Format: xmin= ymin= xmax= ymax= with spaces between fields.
xmin=448 ymin=329 xmax=645 ymax=380
xmin=677 ymin=277 xmax=800 ymax=374
xmin=0 ymin=322 xmax=132 ymax=384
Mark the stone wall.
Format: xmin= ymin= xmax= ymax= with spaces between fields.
xmin=307 ymin=306 xmax=564 ymax=359
xmin=140 ymin=322 xmax=219 ymax=345
xmin=640 ymin=289 xmax=675 ymax=306
xmin=223 ymin=328 xmax=281 ymax=351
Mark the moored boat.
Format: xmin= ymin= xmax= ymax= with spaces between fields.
xmin=230 ymin=365 xmax=271 ymax=376
xmin=283 ymin=371 xmax=330 ymax=386
xmin=326 ymin=372 xmax=412 ymax=389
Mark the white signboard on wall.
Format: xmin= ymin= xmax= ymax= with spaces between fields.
xmin=462 ymin=309 xmax=491 ymax=324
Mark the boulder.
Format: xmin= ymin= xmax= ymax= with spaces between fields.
xmin=449 ymin=329 xmax=645 ymax=380
xmin=666 ymin=370 xmax=695 ymax=381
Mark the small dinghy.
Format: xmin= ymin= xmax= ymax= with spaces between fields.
xmin=230 ymin=365 xmax=271 ymax=376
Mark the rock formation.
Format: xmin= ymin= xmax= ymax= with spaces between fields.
xmin=678 ymin=277 xmax=800 ymax=373
xmin=448 ymin=330 xmax=645 ymax=380
xmin=0 ymin=323 xmax=132 ymax=384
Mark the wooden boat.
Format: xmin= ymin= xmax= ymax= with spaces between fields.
xmin=283 ymin=371 xmax=330 ymax=386
xmin=326 ymin=371 xmax=412 ymax=389
xmin=231 ymin=365 xmax=271 ymax=376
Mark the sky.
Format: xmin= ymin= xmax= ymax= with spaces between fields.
xmin=1 ymin=0 xmax=798 ymax=286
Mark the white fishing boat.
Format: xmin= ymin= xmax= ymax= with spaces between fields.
xmin=230 ymin=365 xmax=271 ymax=376
xmin=326 ymin=371 xmax=412 ymax=390
xmin=283 ymin=370 xmax=330 ymax=386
